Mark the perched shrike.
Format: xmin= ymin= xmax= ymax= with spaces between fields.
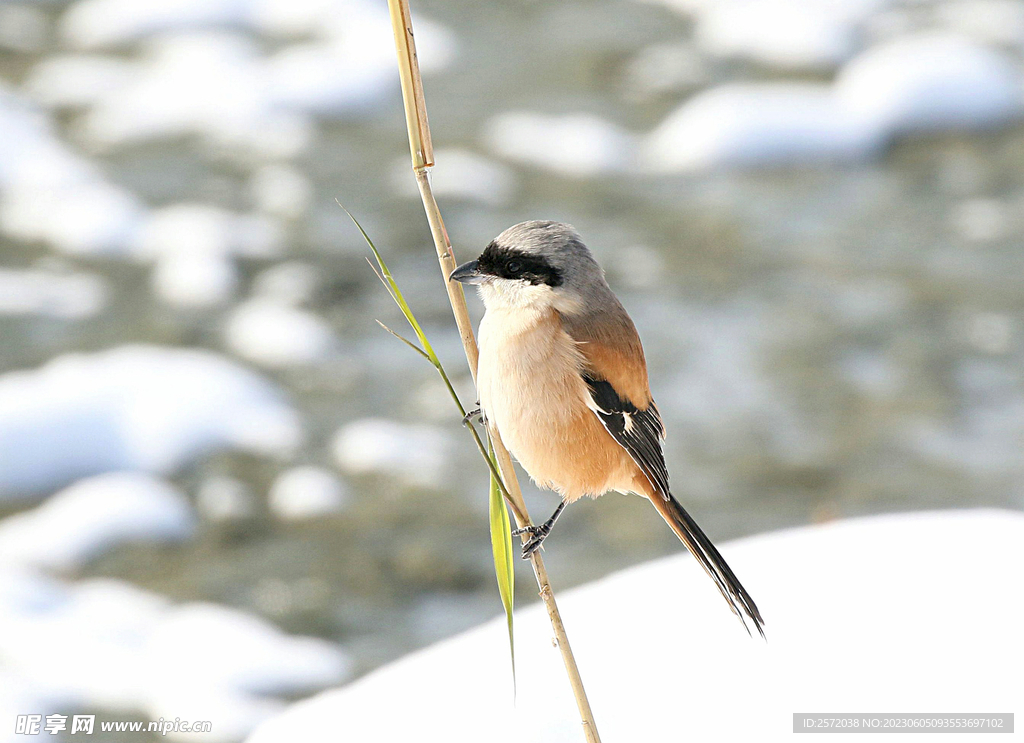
xmin=450 ymin=220 xmax=763 ymax=635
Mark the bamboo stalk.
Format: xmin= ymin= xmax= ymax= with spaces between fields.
xmin=386 ymin=3 xmax=602 ymax=741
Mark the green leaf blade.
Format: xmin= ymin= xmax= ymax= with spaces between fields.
xmin=340 ymin=202 xmax=441 ymax=367
xmin=344 ymin=204 xmax=516 ymax=690
xmin=489 ymin=448 xmax=516 ymax=690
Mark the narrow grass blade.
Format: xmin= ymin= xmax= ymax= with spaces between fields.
xmin=375 ymin=320 xmax=431 ymax=361
xmin=489 ymin=444 xmax=516 ymax=690
xmin=341 ymin=202 xmax=440 ymax=366
xmin=344 ymin=204 xmax=517 ymax=680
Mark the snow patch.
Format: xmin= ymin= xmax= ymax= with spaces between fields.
xmin=643 ymin=34 xmax=1023 ymax=171
xmin=643 ymin=83 xmax=884 ymax=171
xmin=835 ymin=33 xmax=1024 ymax=135
xmin=0 ymin=267 xmax=107 ymax=319
xmin=333 ymin=418 xmax=452 ymax=488
xmin=0 ymin=345 xmax=302 ymax=501
xmin=483 ymin=112 xmax=636 ymax=177
xmin=0 ymin=473 xmax=194 ymax=572
xmin=224 ymin=299 xmax=337 ymax=369
xmin=392 ymin=148 xmax=518 ymax=206
xmin=246 ymin=510 xmax=1024 ymax=743
xmin=0 ymin=573 xmax=349 ymax=742
xmin=268 ymin=466 xmax=348 ymax=520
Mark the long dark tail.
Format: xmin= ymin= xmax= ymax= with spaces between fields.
xmin=647 ymin=492 xmax=765 ymax=637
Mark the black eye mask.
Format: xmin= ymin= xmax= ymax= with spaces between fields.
xmin=476 ymin=242 xmax=563 ymax=287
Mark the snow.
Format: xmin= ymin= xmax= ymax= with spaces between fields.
xmin=643 ymin=35 xmax=1024 ymax=171
xmin=0 ymin=86 xmax=286 ymax=259
xmin=623 ymin=42 xmax=708 ymax=98
xmin=835 ymin=33 xmax=1024 ymax=135
xmin=0 ymin=85 xmax=145 ymax=256
xmin=3 ymin=180 xmax=145 ymax=257
xmin=950 ymin=197 xmax=1008 ymax=243
xmin=264 ymin=8 xmax=455 ymax=116
xmin=0 ymin=671 xmax=73 ymax=743
xmin=332 ymin=418 xmax=453 ymax=488
xmin=251 ymin=262 xmax=320 ymax=305
xmin=152 ymin=250 xmax=240 ymax=309
xmin=249 ymin=0 xmax=340 ymax=38
xmin=937 ymin=0 xmax=1024 ymax=47
xmin=695 ymin=0 xmax=862 ymax=70
xmin=510 ymin=35 xmax=1024 ymax=175
xmin=54 ymin=0 xmax=455 ymax=150
xmin=392 ymin=148 xmax=518 ymax=206
xmin=223 ymin=299 xmax=337 ymax=369
xmin=638 ymin=0 xmax=887 ymax=70
xmin=0 ymin=345 xmax=302 ymax=501
xmin=61 ymin=0 xmax=254 ymax=49
xmin=642 ymin=84 xmax=884 ymax=171
xmin=483 ymin=112 xmax=636 ymax=177
xmin=149 ymin=603 xmax=347 ymax=695
xmin=0 ymin=267 xmax=107 ymax=319
xmin=59 ymin=0 xmax=456 ymax=61
xmin=0 ymin=473 xmax=195 ymax=572
xmin=77 ymin=33 xmax=314 ymax=159
xmin=246 ymin=510 xmax=1024 ymax=743
xmin=140 ymin=204 xmax=283 ymax=308
xmin=196 ymin=475 xmax=258 ymax=522
xmin=0 ymin=573 xmax=350 ymax=742
xmin=137 ymin=203 xmax=284 ymax=260
xmin=23 ymin=54 xmax=137 ymax=109
xmin=268 ymin=466 xmax=348 ymax=520
xmin=248 ymin=164 xmax=312 ymax=219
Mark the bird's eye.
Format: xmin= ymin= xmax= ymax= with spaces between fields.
xmin=506 ymin=261 xmax=521 ymax=274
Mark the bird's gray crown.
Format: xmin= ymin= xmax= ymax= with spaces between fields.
xmin=493 ymin=220 xmax=586 ymax=257
xmin=484 ymin=221 xmax=605 ymax=288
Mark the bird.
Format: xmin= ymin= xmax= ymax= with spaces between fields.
xmin=449 ymin=220 xmax=764 ymax=636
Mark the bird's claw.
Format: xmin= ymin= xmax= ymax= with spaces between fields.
xmin=511 ymin=501 xmax=566 ymax=560
xmin=513 ymin=522 xmax=551 ymax=559
xmin=462 ymin=407 xmax=483 ymax=427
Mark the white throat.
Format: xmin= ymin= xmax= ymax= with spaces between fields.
xmin=478 ymin=278 xmax=583 ymax=315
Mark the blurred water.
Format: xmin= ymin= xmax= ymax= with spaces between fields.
xmin=1 ymin=0 xmax=1024 ymax=738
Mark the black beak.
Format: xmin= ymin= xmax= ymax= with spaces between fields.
xmin=449 ymin=259 xmax=485 ymax=284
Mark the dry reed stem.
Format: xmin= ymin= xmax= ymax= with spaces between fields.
xmin=386 ymin=2 xmax=601 ymax=740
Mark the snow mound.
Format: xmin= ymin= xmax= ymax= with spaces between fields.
xmin=392 ymin=148 xmax=518 ymax=206
xmin=139 ymin=203 xmax=284 ymax=308
xmin=77 ymin=33 xmax=313 ymax=159
xmin=643 ymin=83 xmax=884 ymax=171
xmin=0 ymin=345 xmax=302 ymax=501
xmin=246 ymin=510 xmax=1024 ymax=743
xmin=483 ymin=112 xmax=636 ymax=177
xmin=61 ymin=0 xmax=255 ymax=49
xmin=268 ymin=466 xmax=348 ymax=520
xmin=643 ymin=34 xmax=1023 ymax=171
xmin=55 ymin=0 xmax=455 ymax=140
xmin=0 ymin=473 xmax=195 ymax=572
xmin=0 ymin=267 xmax=107 ymax=319
xmin=0 ymin=573 xmax=350 ymax=742
xmin=0 ymin=85 xmax=145 ymax=256
xmin=835 ymin=33 xmax=1024 ymax=135
xmin=23 ymin=54 xmax=135 ymax=109
xmin=137 ymin=203 xmax=284 ymax=261
xmin=152 ymin=250 xmax=240 ymax=309
xmin=695 ymin=0 xmax=871 ymax=70
xmin=333 ymin=418 xmax=453 ymax=488
xmin=224 ymin=299 xmax=337 ymax=369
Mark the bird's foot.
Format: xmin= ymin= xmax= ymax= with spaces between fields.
xmin=511 ymin=501 xmax=566 ymax=560
xmin=512 ymin=522 xmax=552 ymax=559
xmin=461 ymin=407 xmax=483 ymax=427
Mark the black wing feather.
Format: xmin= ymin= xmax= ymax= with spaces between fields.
xmin=583 ymin=375 xmax=670 ymax=499
xmin=583 ymin=373 xmax=766 ymax=637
